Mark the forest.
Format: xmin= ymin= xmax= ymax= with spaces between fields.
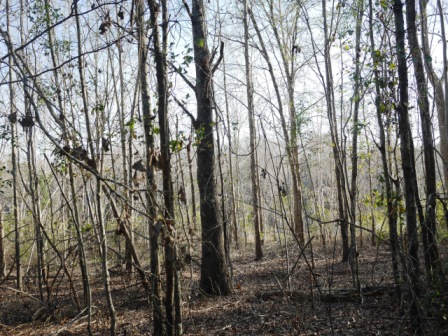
xmin=0 ymin=0 xmax=447 ymax=335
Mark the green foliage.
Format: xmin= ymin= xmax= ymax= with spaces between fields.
xmin=194 ymin=126 xmax=206 ymax=145
xmin=81 ymin=223 xmax=92 ymax=233
xmin=195 ymin=38 xmax=205 ymax=48
xmin=125 ymin=118 xmax=136 ymax=138
xmin=170 ymin=139 xmax=183 ymax=153
xmin=92 ymin=104 xmax=105 ymax=115
xmin=29 ymin=0 xmax=63 ymax=36
xmin=170 ymin=131 xmax=187 ymax=153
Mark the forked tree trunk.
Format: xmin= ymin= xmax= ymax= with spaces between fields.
xmin=189 ymin=0 xmax=231 ymax=295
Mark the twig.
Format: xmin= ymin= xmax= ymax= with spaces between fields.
xmin=172 ymin=94 xmax=197 ymax=127
xmin=0 ymin=286 xmax=48 ymax=307
xmin=51 ymin=307 xmax=89 ymax=336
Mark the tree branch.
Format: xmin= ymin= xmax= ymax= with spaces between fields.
xmin=169 ymin=62 xmax=196 ymax=91
xmin=182 ymin=0 xmax=192 ymax=19
xmin=212 ymin=41 xmax=224 ymax=74
xmin=172 ymin=94 xmax=197 ymax=127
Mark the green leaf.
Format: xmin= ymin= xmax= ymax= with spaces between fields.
xmin=195 ymin=38 xmax=205 ymax=48
xmin=125 ymin=118 xmax=135 ymax=132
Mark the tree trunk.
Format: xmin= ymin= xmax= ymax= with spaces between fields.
xmin=264 ymin=1 xmax=305 ymax=244
xmin=368 ymin=0 xmax=401 ymax=293
xmin=135 ymin=0 xmax=164 ymax=333
xmin=0 ymin=209 xmax=5 ymax=278
xmin=348 ymin=0 xmax=365 ymax=289
xmin=44 ymin=0 xmax=91 ymax=318
xmin=6 ymin=0 xmax=21 ymax=290
xmin=190 ymin=0 xmax=231 ymax=295
xmin=407 ymin=0 xmax=441 ymax=282
xmin=249 ymin=5 xmax=304 ymax=245
xmin=420 ymin=0 xmax=448 ymax=190
xmin=222 ymin=57 xmax=239 ymax=249
xmin=393 ymin=0 xmax=421 ymax=329
xmin=148 ymin=0 xmax=182 ymax=333
xmin=244 ymin=0 xmax=263 ymax=261
xmin=320 ymin=0 xmax=350 ymax=261
xmin=74 ymin=2 xmax=116 ymax=333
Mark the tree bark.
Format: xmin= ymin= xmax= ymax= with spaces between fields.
xmin=368 ymin=0 xmax=401 ymax=293
xmin=320 ymin=0 xmax=350 ymax=261
xmin=190 ymin=0 xmax=231 ymax=295
xmin=6 ymin=0 xmax=21 ymax=291
xmin=148 ymin=0 xmax=182 ymax=333
xmin=244 ymin=0 xmax=263 ymax=261
xmin=407 ymin=0 xmax=441 ymax=282
xmin=393 ymin=0 xmax=421 ymax=329
xmin=348 ymin=0 xmax=364 ymax=289
xmin=135 ymin=0 xmax=164 ymax=333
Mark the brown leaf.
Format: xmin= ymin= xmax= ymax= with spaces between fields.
xmin=178 ymin=186 xmax=187 ymax=204
xmin=132 ymin=159 xmax=145 ymax=172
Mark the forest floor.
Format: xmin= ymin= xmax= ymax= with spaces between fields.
xmin=0 ymin=240 xmax=447 ymax=335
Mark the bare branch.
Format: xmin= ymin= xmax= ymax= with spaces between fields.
xmin=172 ymin=94 xmax=197 ymax=127
xmin=211 ymin=41 xmax=224 ymax=74
xmin=182 ymin=0 xmax=192 ymax=19
xmin=170 ymin=62 xmax=196 ymax=91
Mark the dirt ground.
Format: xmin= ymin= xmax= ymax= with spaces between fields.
xmin=0 ymin=241 xmax=447 ymax=335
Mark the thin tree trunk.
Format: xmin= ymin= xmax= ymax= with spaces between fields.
xmin=368 ymin=0 xmax=401 ymax=284
xmin=348 ymin=0 xmax=364 ymax=289
xmin=407 ymin=0 xmax=441 ymax=282
xmin=244 ymin=0 xmax=263 ymax=261
xmin=135 ymin=0 xmax=164 ymax=333
xmin=222 ymin=57 xmax=238 ymax=248
xmin=264 ymin=1 xmax=305 ymax=244
xmin=0 ymin=209 xmax=5 ymax=278
xmin=74 ymin=2 xmax=116 ymax=333
xmin=393 ymin=0 xmax=421 ymax=329
xmin=420 ymin=0 xmax=448 ymax=190
xmin=186 ymin=135 xmax=197 ymax=231
xmin=6 ymin=0 xmax=21 ymax=291
xmin=44 ymin=1 xmax=91 ymax=321
xmin=148 ymin=0 xmax=181 ymax=333
xmin=322 ymin=1 xmax=349 ymax=262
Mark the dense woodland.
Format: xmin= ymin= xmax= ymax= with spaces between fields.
xmin=0 ymin=0 xmax=447 ymax=335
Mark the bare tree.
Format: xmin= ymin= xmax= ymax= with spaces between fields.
xmin=393 ymin=0 xmax=421 ymax=329
xmin=243 ymin=0 xmax=263 ymax=261
xmin=184 ymin=0 xmax=231 ymax=295
xmin=407 ymin=0 xmax=441 ymax=282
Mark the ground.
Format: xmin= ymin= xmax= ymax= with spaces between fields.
xmin=0 ymin=241 xmax=447 ymax=335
